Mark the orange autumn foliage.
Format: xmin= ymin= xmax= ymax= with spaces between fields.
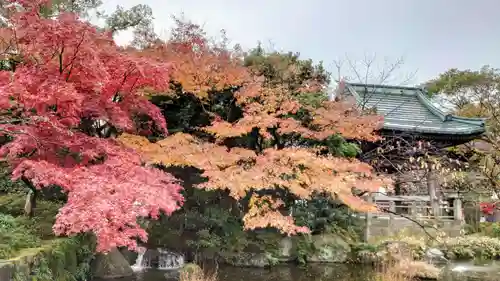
xmin=140 ymin=18 xmax=250 ymax=100
xmin=119 ymin=20 xmax=390 ymax=235
xmin=204 ymin=83 xmax=383 ymax=142
xmin=119 ymin=122 xmax=390 ymax=234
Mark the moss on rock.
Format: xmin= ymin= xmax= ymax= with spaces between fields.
xmin=0 ymin=235 xmax=95 ymax=281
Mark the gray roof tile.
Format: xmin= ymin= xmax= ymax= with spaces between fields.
xmin=340 ymin=82 xmax=486 ymax=135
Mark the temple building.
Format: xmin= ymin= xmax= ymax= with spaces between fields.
xmin=334 ymin=81 xmax=487 ymax=219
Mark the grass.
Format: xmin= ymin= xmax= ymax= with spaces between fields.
xmin=373 ymin=263 xmax=412 ymax=281
xmin=0 ymin=213 xmax=41 ymax=259
xmin=372 ymin=259 xmax=440 ymax=281
xmin=0 ymin=192 xmax=63 ymax=259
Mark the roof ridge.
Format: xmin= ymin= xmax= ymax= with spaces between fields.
xmin=346 ymin=82 xmax=422 ymax=91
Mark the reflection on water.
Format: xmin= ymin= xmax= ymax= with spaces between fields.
xmin=94 ymin=264 xmax=376 ymax=281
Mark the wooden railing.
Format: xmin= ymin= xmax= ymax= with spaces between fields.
xmin=361 ymin=194 xmax=464 ymax=241
xmin=372 ymin=194 xmax=463 ymax=221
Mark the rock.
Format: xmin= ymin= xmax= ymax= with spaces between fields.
xmin=118 ymin=248 xmax=138 ymax=265
xmin=91 ymin=248 xmax=134 ymax=279
xmin=308 ymin=234 xmax=351 ymax=263
xmin=0 ymin=262 xmax=14 ymax=281
xmin=393 ymin=260 xmax=441 ymax=280
xmin=218 ymin=252 xmax=275 ymax=267
xmin=276 ymin=237 xmax=296 ymax=262
xmin=355 ymin=250 xmax=381 ymax=264
xmin=425 ymin=248 xmax=448 ymax=265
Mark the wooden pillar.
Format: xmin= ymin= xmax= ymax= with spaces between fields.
xmin=364 ymin=194 xmax=373 ymax=242
xmin=388 ymin=200 xmax=396 ymax=236
xmin=453 ymin=198 xmax=463 ymax=222
xmin=427 ymin=168 xmax=440 ymax=218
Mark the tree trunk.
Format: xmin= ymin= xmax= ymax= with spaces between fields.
xmin=24 ymin=188 xmax=37 ymax=218
xmin=22 ymin=177 xmax=37 ymax=218
xmin=427 ymin=169 xmax=440 ymax=218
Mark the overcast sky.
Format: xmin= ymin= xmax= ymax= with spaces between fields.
xmin=98 ymin=0 xmax=500 ymax=86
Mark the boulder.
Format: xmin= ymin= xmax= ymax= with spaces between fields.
xmin=218 ymin=252 xmax=274 ymax=267
xmin=275 ymin=237 xmax=296 ymax=262
xmin=91 ymin=248 xmax=134 ymax=279
xmin=425 ymin=248 xmax=448 ymax=265
xmin=308 ymin=234 xmax=351 ymax=263
xmin=0 ymin=262 xmax=15 ymax=281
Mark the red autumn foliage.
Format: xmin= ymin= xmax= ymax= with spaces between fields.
xmin=0 ymin=0 xmax=183 ymax=252
xmin=480 ymin=202 xmax=496 ymax=216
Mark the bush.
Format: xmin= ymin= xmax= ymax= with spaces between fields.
xmin=0 ymin=213 xmax=41 ymax=258
xmin=0 ymin=193 xmax=62 ymax=239
xmin=374 ymin=232 xmax=427 ymax=260
xmin=180 ymin=263 xmax=216 ymax=281
xmin=478 ymin=222 xmax=500 ymax=238
xmin=439 ymin=236 xmax=500 ymax=260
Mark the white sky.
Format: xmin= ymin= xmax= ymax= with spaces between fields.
xmin=95 ymin=0 xmax=500 ymax=86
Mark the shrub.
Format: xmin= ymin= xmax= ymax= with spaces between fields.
xmin=375 ymin=235 xmax=426 ymax=260
xmin=439 ymin=236 xmax=500 ymax=260
xmin=0 ymin=213 xmax=41 ymax=258
xmin=478 ymin=222 xmax=500 ymax=238
xmin=180 ymin=264 xmax=217 ymax=281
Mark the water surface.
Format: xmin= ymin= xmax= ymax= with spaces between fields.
xmin=94 ymin=264 xmax=377 ymax=281
xmin=94 ymin=261 xmax=500 ymax=281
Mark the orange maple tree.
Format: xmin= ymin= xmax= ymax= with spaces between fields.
xmin=119 ymin=20 xmax=391 ymax=235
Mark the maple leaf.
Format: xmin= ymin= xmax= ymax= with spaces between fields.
xmin=0 ymin=0 xmax=182 ymax=252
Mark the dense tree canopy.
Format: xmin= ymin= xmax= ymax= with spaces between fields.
xmin=0 ymin=0 xmax=390 ymax=252
xmin=0 ymin=0 xmax=183 ymax=252
xmin=119 ymin=20 xmax=389 ymax=235
xmin=426 ymin=66 xmax=499 ymax=197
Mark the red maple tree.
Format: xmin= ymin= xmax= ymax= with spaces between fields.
xmin=0 ymin=0 xmax=183 ymax=252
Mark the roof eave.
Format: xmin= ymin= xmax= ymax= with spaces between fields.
xmin=382 ymin=123 xmax=486 ymax=136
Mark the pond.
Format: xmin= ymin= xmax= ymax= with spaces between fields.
xmin=93 ymin=261 xmax=500 ymax=281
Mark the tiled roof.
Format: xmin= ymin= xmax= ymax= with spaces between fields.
xmin=339 ymin=82 xmax=486 ymax=136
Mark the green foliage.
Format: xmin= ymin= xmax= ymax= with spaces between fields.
xmin=351 ymin=242 xmax=378 ymax=253
xmin=477 ymin=222 xmax=500 ymax=238
xmin=0 ymin=163 xmax=26 ymax=194
xmin=292 ymin=194 xmax=363 ymax=239
xmin=438 ymin=236 xmax=500 ymax=260
xmin=324 ymin=134 xmax=361 ymax=158
xmin=0 ymin=214 xmax=41 ymax=259
xmin=0 ymin=193 xmax=62 ymax=239
xmin=244 ymin=44 xmax=331 ymax=92
xmin=296 ymin=91 xmax=329 ymax=109
xmin=8 ymin=236 xmax=95 ymax=281
xmin=295 ymin=235 xmax=315 ymax=264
